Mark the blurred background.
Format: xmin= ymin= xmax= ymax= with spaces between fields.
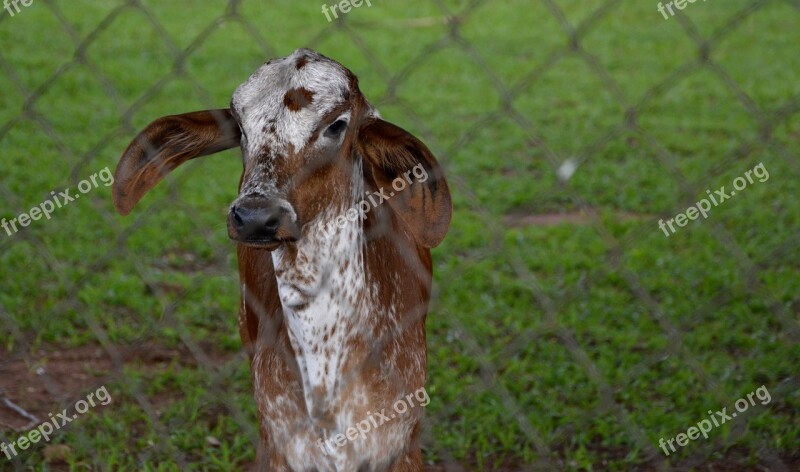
xmin=1 ymin=0 xmax=798 ymax=470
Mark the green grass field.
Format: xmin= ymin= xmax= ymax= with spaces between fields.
xmin=1 ymin=0 xmax=799 ymax=470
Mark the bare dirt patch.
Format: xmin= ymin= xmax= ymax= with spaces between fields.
xmin=0 ymin=342 xmax=236 ymax=432
xmin=504 ymin=209 xmax=650 ymax=227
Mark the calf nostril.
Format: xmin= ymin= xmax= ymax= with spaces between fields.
xmin=232 ymin=206 xmax=245 ymax=228
xmin=264 ymin=214 xmax=281 ymax=232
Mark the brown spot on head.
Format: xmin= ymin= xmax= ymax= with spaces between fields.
xmin=284 ymin=87 xmax=315 ymax=112
xmin=296 ymin=55 xmax=310 ymax=70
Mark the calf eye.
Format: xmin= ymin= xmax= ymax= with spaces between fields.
xmin=325 ymin=119 xmax=348 ymax=138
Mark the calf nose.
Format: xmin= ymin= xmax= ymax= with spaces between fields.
xmin=232 ymin=205 xmax=279 ymax=240
xmin=230 ymin=199 xmax=291 ymax=243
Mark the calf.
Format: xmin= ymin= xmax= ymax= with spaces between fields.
xmin=112 ymin=48 xmax=452 ymax=471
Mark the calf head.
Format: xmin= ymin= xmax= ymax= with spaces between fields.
xmin=113 ymin=48 xmax=451 ymax=252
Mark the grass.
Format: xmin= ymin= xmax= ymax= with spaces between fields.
xmin=0 ymin=0 xmax=798 ymax=470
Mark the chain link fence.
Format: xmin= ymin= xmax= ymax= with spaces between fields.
xmin=1 ymin=0 xmax=798 ymax=470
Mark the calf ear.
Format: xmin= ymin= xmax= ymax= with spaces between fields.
xmin=357 ymin=118 xmax=452 ymax=248
xmin=113 ymin=109 xmax=241 ymax=215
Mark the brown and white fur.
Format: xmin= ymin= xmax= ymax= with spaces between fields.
xmin=112 ymin=48 xmax=452 ymax=471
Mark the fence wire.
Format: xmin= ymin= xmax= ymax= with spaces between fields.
xmin=0 ymin=0 xmax=798 ymax=470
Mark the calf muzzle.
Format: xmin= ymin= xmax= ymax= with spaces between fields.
xmin=228 ymin=197 xmax=300 ymax=250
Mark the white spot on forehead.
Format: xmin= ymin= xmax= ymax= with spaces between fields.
xmin=232 ymin=49 xmax=351 ymax=153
